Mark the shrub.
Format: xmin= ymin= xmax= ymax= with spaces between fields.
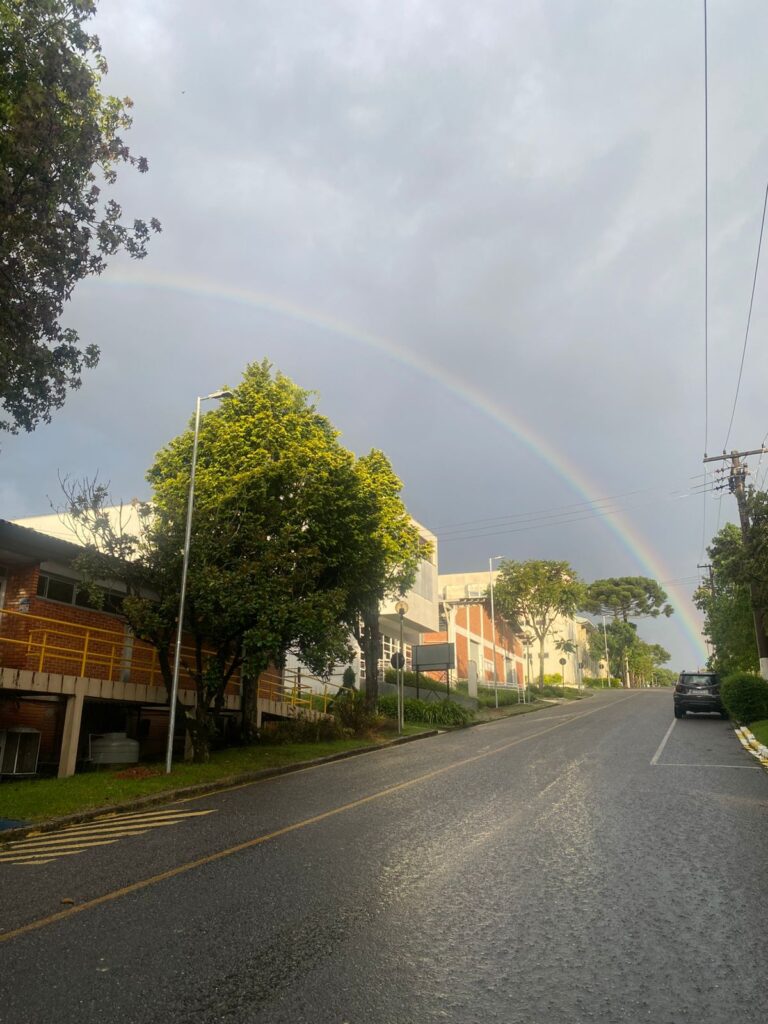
xmin=720 ymin=672 xmax=768 ymax=724
xmin=582 ymin=676 xmax=622 ymax=689
xmin=342 ymin=666 xmax=356 ymax=689
xmin=377 ymin=694 xmax=473 ymax=727
xmin=383 ymin=668 xmax=446 ymax=692
xmin=333 ymin=688 xmax=380 ymax=736
xmin=260 ymin=716 xmax=342 ymax=744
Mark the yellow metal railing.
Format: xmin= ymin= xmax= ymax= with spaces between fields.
xmin=0 ymin=606 xmax=241 ymax=691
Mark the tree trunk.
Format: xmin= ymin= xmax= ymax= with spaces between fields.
xmin=185 ymin=702 xmax=214 ymax=763
xmin=361 ymin=600 xmax=381 ymax=708
xmin=538 ymin=636 xmax=545 ymax=690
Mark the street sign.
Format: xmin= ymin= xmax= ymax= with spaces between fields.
xmin=390 ymin=652 xmax=405 ymax=670
xmin=412 ymin=643 xmax=455 ymax=671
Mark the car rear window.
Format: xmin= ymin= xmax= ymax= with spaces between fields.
xmin=681 ymin=674 xmax=718 ymax=685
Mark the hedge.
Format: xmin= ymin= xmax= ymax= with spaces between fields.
xmin=720 ymin=672 xmax=768 ymax=724
xmin=377 ymin=694 xmax=473 ymax=727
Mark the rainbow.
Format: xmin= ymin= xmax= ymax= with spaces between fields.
xmin=91 ymin=267 xmax=707 ymax=663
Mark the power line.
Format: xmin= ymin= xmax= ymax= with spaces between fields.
xmin=723 ymin=182 xmax=768 ymax=450
xmin=703 ymin=0 xmax=710 ymax=460
xmin=700 ymin=0 xmax=710 ymax=568
xmin=436 ymin=487 xmax=718 ymax=546
xmin=432 ymin=475 xmax=712 ymax=537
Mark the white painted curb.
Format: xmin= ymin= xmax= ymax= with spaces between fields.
xmin=734 ymin=726 xmax=768 ymax=769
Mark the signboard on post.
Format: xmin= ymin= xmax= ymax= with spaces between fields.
xmin=412 ymin=643 xmax=455 ymax=671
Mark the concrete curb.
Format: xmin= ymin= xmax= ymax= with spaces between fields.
xmin=0 ymin=729 xmax=439 ymax=844
xmin=734 ymin=726 xmax=768 ymax=769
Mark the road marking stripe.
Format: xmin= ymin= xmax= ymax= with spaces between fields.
xmin=0 ymin=843 xmax=121 ymax=862
xmin=57 ymin=809 xmax=213 ymax=831
xmin=651 ymin=762 xmax=762 ymax=770
xmin=650 ymin=719 xmax=676 ymax=765
xmin=0 ymin=694 xmax=636 ymax=943
xmin=0 ymin=812 xmax=216 ymax=866
xmin=0 ymin=835 xmax=149 ymax=856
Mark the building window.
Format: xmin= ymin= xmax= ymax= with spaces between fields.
xmin=37 ymin=573 xmax=125 ymax=614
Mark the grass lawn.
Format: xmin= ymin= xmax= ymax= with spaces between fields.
xmin=0 ymin=725 xmax=428 ymax=826
xmin=749 ymin=719 xmax=768 ymax=747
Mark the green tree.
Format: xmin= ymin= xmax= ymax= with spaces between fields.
xmin=627 ymin=640 xmax=670 ymax=686
xmin=343 ymin=449 xmax=425 ymax=707
xmin=0 ymin=0 xmax=160 ymax=434
xmin=694 ymin=523 xmax=759 ymax=675
xmin=492 ymin=560 xmax=584 ymax=689
xmin=587 ymin=619 xmax=637 ymax=686
xmin=64 ymin=362 xmax=417 ymax=761
xmin=583 ymin=577 xmax=673 ymax=622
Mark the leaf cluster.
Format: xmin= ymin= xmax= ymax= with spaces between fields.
xmin=0 ymin=0 xmax=160 ymax=433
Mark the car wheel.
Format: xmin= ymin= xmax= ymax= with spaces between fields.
xmin=674 ymin=706 xmax=684 ymax=719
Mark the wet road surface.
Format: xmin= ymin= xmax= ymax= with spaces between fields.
xmin=1 ymin=690 xmax=766 ymax=1023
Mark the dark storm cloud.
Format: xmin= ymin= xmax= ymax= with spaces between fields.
xmin=4 ymin=0 xmax=768 ymax=664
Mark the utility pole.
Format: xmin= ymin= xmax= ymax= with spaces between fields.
xmin=703 ymin=448 xmax=768 ymax=679
xmin=697 ymin=563 xmax=715 ymax=597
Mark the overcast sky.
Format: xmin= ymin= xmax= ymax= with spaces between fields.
xmin=5 ymin=0 xmax=768 ymax=667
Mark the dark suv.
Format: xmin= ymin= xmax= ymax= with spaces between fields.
xmin=673 ymin=671 xmax=725 ymax=718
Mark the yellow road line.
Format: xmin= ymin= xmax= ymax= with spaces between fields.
xmin=0 ymin=694 xmax=635 ymax=944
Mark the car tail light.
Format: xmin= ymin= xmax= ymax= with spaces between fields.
xmin=675 ymin=682 xmax=687 ymax=693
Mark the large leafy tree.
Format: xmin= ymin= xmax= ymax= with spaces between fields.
xmin=694 ymin=523 xmax=760 ymax=675
xmin=0 ymin=0 xmax=160 ymax=433
xmin=343 ymin=449 xmax=425 ymax=706
xmin=64 ymin=361 xmax=420 ymax=761
xmin=492 ymin=560 xmax=584 ymax=689
xmin=583 ymin=577 xmax=673 ymax=622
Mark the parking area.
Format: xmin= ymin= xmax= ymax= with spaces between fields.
xmin=651 ymin=711 xmax=764 ymax=770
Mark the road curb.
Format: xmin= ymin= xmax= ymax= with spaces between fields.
xmin=0 ymin=729 xmax=439 ymax=844
xmin=734 ymin=726 xmax=768 ymax=769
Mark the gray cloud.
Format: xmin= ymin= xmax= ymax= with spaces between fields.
xmin=4 ymin=0 xmax=768 ymax=665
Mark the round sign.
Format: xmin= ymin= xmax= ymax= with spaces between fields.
xmin=390 ymin=652 xmax=405 ymax=670
xmin=559 ymin=657 xmax=567 ymax=665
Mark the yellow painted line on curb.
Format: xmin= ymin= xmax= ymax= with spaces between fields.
xmin=0 ymin=694 xmax=636 ymax=944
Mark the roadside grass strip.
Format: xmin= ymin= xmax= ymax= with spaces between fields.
xmin=734 ymin=727 xmax=768 ymax=769
xmin=0 ymin=808 xmax=215 ymax=866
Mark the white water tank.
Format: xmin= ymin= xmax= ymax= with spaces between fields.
xmin=89 ymin=732 xmax=140 ymax=765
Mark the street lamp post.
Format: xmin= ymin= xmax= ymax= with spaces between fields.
xmin=488 ymin=556 xmax=503 ymax=709
xmin=165 ymin=389 xmax=233 ymax=775
xmin=395 ymin=600 xmax=408 ymax=734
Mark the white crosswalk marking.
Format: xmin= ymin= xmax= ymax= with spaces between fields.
xmin=0 ymin=808 xmax=215 ymax=866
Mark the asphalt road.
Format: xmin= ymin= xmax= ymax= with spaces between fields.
xmin=1 ymin=690 xmax=766 ymax=1024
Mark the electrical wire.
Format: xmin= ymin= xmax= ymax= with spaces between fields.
xmin=432 ymin=474 xmax=712 ymax=537
xmin=436 ymin=487 xmax=719 ymax=545
xmin=700 ymin=0 xmax=710 ymax=565
xmin=708 ymin=0 xmax=712 ymax=458
xmin=723 ymin=182 xmax=768 ymax=450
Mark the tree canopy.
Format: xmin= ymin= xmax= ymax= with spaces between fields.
xmin=694 ymin=522 xmax=760 ymax=675
xmin=587 ymin=619 xmax=670 ymax=686
xmin=583 ymin=577 xmax=673 ymax=622
xmin=0 ymin=0 xmax=160 ymax=433
xmin=341 ymin=449 xmax=425 ymax=705
xmin=492 ymin=560 xmax=584 ymax=688
xmin=64 ymin=361 xmax=421 ymax=759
